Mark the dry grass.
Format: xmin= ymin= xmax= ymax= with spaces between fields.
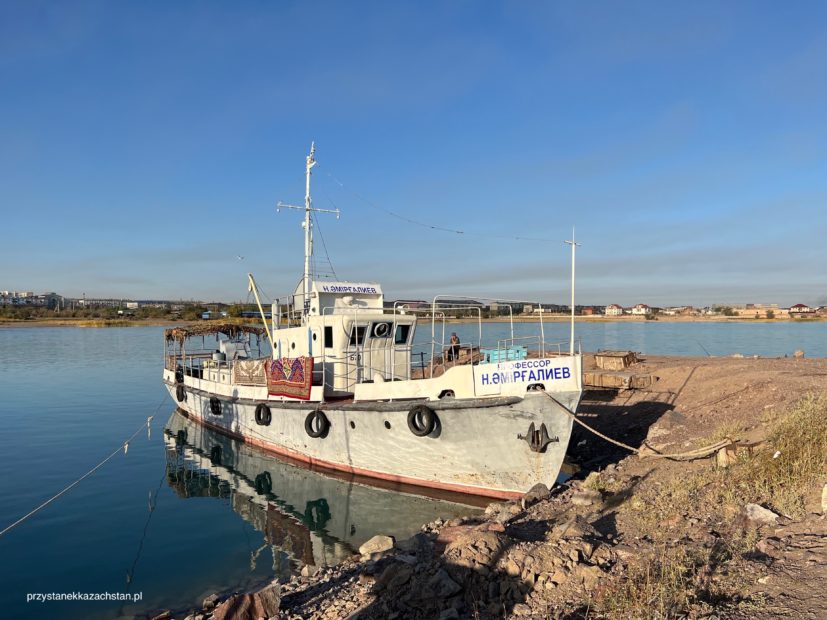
xmin=708 ymin=392 xmax=827 ymax=518
xmin=593 ymin=544 xmax=728 ymax=619
xmin=598 ymin=394 xmax=827 ymax=618
xmin=74 ymin=319 xmax=136 ymax=328
xmin=583 ymin=471 xmax=624 ymax=494
xmin=627 ymin=393 xmax=827 ymax=532
xmin=708 ymin=420 xmax=742 ymax=443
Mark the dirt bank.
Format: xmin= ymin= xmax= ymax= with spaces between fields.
xmin=162 ymin=355 xmax=827 ymax=620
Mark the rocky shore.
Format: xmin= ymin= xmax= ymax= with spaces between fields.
xmin=156 ymin=355 xmax=827 ymax=620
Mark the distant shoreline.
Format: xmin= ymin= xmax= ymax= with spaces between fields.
xmin=2 ymin=315 xmax=825 ymax=328
xmin=0 ymin=318 xmax=190 ymax=328
xmin=453 ymin=315 xmax=827 ymax=324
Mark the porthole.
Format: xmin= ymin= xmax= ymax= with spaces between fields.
xmin=384 ymin=420 xmax=391 ymax=429
xmin=312 ymin=332 xmax=317 ymax=341
xmin=349 ymin=420 xmax=356 ymax=429
xmin=291 ymin=342 xmax=295 ymax=350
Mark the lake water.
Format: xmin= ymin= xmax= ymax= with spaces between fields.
xmin=1 ymin=321 xmax=824 ymax=618
xmin=0 ymin=326 xmax=475 ymax=619
xmin=425 ymin=319 xmax=827 ymax=358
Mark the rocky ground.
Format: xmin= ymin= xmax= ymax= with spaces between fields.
xmin=157 ymin=354 xmax=827 ymax=620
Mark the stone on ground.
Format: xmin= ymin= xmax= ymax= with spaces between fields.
xmin=202 ymin=593 xmax=220 ymax=610
xmin=571 ymin=488 xmax=602 ymax=506
xmin=255 ymin=583 xmax=280 ymax=617
xmin=359 ymin=534 xmax=395 ymax=556
xmin=745 ymin=503 xmax=779 ymax=525
xmin=426 ymin=569 xmax=462 ymax=598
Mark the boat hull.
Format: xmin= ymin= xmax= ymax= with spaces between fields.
xmin=165 ymin=411 xmax=478 ymax=568
xmin=164 ymin=374 xmax=577 ymax=499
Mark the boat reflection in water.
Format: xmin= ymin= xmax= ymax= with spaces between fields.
xmin=163 ymin=411 xmax=481 ymax=573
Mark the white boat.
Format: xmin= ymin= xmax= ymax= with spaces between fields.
xmin=162 ymin=144 xmax=583 ymax=500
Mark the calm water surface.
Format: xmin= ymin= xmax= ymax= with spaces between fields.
xmin=429 ymin=319 xmax=827 ymax=358
xmin=0 ymin=322 xmax=824 ymax=618
xmin=0 ymin=326 xmax=474 ymax=619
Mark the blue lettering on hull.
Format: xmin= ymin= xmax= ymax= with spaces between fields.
xmin=479 ymin=365 xmax=572 ymax=386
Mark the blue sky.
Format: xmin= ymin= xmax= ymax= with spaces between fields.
xmin=2 ymin=1 xmax=826 ymax=306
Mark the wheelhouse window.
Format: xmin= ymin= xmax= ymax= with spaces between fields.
xmin=394 ymin=324 xmax=411 ymax=345
xmin=371 ymin=322 xmax=393 ymax=338
xmin=324 ymin=326 xmax=333 ymax=349
xmin=349 ymin=325 xmax=366 ymax=346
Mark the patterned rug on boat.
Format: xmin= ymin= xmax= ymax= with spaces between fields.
xmin=232 ymin=359 xmax=268 ymax=386
xmin=267 ymin=356 xmax=313 ymax=400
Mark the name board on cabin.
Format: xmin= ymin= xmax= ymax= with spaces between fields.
xmin=475 ymin=358 xmax=577 ymax=394
xmin=318 ymin=282 xmax=382 ymax=295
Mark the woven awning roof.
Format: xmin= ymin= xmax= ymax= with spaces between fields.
xmin=165 ymin=323 xmax=267 ymax=343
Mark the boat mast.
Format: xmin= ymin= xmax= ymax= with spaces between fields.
xmin=302 ymin=142 xmax=316 ymax=318
xmin=564 ymin=228 xmax=580 ymax=356
xmin=277 ymin=142 xmax=340 ymax=323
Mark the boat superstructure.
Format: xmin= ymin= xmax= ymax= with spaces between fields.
xmin=162 ymin=144 xmax=583 ymax=499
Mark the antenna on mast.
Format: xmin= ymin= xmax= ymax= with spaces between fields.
xmin=564 ymin=228 xmax=580 ymax=356
xmin=277 ymin=142 xmax=340 ymax=321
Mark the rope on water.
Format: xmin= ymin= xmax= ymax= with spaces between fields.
xmin=0 ymin=397 xmax=168 ymax=538
xmin=543 ymin=391 xmax=733 ymax=460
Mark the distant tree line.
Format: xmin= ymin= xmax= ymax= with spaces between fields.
xmin=0 ymin=304 xmax=211 ymax=321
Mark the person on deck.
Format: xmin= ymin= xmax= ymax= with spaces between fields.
xmin=449 ymin=332 xmax=461 ymax=362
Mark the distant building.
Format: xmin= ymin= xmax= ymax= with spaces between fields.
xmin=789 ymin=303 xmax=814 ymax=314
xmin=386 ymin=299 xmax=429 ymax=311
xmin=240 ymin=310 xmax=272 ymax=319
xmin=434 ymin=298 xmax=485 ymax=311
xmin=605 ymin=304 xmax=623 ymax=316
xmin=529 ymin=303 xmax=569 ymax=315
xmin=75 ymin=298 xmax=129 ymax=309
xmin=630 ymin=303 xmax=650 ymax=316
xmin=489 ymin=302 xmax=507 ymax=315
xmin=1 ymin=291 xmax=63 ymax=309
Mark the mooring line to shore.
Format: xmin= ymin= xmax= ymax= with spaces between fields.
xmin=0 ymin=396 xmax=170 ymax=538
xmin=543 ymin=392 xmax=732 ymax=460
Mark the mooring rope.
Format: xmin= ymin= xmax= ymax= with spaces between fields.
xmin=543 ymin=391 xmax=733 ymax=460
xmin=0 ymin=397 xmax=169 ymax=538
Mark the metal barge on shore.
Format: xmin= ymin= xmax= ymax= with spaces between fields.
xmin=162 ymin=145 xmax=582 ymax=499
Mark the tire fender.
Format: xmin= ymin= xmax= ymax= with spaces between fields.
xmin=255 ymin=403 xmax=272 ymax=426
xmin=304 ymin=410 xmax=330 ymax=438
xmin=407 ymin=404 xmax=437 ymax=437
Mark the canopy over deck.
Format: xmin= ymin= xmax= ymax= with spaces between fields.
xmin=165 ymin=323 xmax=268 ymax=344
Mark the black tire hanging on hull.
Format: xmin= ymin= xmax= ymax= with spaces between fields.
xmin=255 ymin=403 xmax=272 ymax=426
xmin=304 ymin=410 xmax=330 ymax=438
xmin=407 ymin=404 xmax=437 ymax=437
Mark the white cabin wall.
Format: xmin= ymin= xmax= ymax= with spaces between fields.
xmin=271 ymin=313 xmax=417 ymax=394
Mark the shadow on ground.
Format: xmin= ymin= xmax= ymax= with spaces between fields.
xmin=568 ymin=387 xmax=677 ymax=471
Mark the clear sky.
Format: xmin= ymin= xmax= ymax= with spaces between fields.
xmin=2 ymin=1 xmax=826 ymax=306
